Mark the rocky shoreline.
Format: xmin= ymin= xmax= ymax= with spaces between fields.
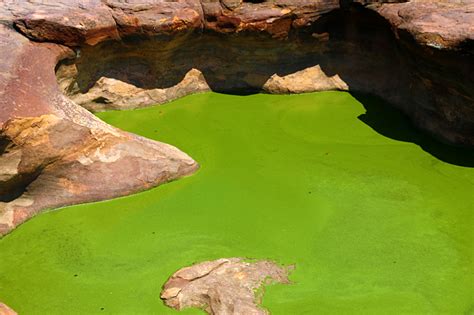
xmin=1 ymin=0 xmax=473 ymax=236
xmin=0 ymin=1 xmax=473 ymax=313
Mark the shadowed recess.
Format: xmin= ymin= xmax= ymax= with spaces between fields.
xmin=353 ymin=93 xmax=474 ymax=167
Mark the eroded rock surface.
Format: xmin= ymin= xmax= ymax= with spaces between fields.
xmin=161 ymin=258 xmax=293 ymax=315
xmin=0 ymin=0 xmax=473 ymax=234
xmin=59 ymin=68 xmax=211 ymax=111
xmin=0 ymin=24 xmax=198 ymax=236
xmin=376 ymin=0 xmax=474 ymax=49
xmin=47 ymin=0 xmax=473 ymax=145
xmin=0 ymin=303 xmax=16 ymax=315
xmin=263 ymin=65 xmax=349 ymax=94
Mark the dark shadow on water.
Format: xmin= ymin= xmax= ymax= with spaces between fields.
xmin=353 ymin=93 xmax=474 ymax=167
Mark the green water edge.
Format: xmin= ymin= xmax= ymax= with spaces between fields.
xmin=0 ymin=91 xmax=473 ymax=314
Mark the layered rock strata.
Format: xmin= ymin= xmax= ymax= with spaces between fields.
xmin=0 ymin=0 xmax=473 ymax=236
xmin=51 ymin=0 xmax=473 ymax=145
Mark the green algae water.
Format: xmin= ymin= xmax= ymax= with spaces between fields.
xmin=1 ymin=92 xmax=473 ymax=314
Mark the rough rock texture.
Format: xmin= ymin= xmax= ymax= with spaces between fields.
xmin=0 ymin=303 xmax=16 ymax=315
xmin=161 ymin=258 xmax=292 ymax=315
xmin=377 ymin=0 xmax=474 ymax=49
xmin=263 ymin=65 xmax=349 ymax=94
xmin=48 ymin=0 xmax=473 ymax=145
xmin=0 ymin=24 xmax=198 ymax=236
xmin=58 ymin=68 xmax=211 ymax=111
xmin=0 ymin=0 xmax=473 ymax=234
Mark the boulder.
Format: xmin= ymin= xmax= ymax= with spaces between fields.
xmin=0 ymin=0 xmax=473 ymax=235
xmin=161 ymin=258 xmax=293 ymax=314
xmin=0 ymin=24 xmax=198 ymax=236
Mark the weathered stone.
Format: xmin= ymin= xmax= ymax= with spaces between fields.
xmin=0 ymin=24 xmax=198 ymax=236
xmin=263 ymin=65 xmax=349 ymax=94
xmin=0 ymin=303 xmax=16 ymax=315
xmin=221 ymin=0 xmax=242 ymax=11
xmin=0 ymin=113 xmax=197 ymax=235
xmin=161 ymin=258 xmax=293 ymax=314
xmin=7 ymin=1 xmax=118 ymax=46
xmin=1 ymin=0 xmax=473 ymax=235
xmin=61 ymin=69 xmax=210 ymax=111
xmin=105 ymin=0 xmax=203 ymax=37
xmin=376 ymin=0 xmax=474 ymax=49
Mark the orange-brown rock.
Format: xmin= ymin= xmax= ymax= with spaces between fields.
xmin=58 ymin=68 xmax=211 ymax=111
xmin=0 ymin=303 xmax=16 ymax=315
xmin=0 ymin=24 xmax=198 ymax=236
xmin=1 ymin=0 xmax=473 ymax=235
xmin=161 ymin=258 xmax=293 ymax=314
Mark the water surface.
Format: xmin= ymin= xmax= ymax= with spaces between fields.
xmin=0 ymin=92 xmax=473 ymax=314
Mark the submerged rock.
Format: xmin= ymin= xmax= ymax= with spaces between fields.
xmin=161 ymin=258 xmax=293 ymax=314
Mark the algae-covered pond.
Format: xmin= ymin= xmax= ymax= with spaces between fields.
xmin=0 ymin=92 xmax=473 ymax=314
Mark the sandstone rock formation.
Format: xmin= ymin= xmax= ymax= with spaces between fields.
xmin=58 ymin=68 xmax=211 ymax=112
xmin=0 ymin=0 xmax=473 ymax=235
xmin=263 ymin=65 xmax=349 ymax=94
xmin=0 ymin=303 xmax=16 ymax=315
xmin=51 ymin=0 xmax=474 ymax=145
xmin=161 ymin=258 xmax=293 ymax=314
xmin=0 ymin=23 xmax=198 ymax=236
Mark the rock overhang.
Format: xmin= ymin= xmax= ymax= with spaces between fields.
xmin=0 ymin=0 xmax=473 ymax=232
xmin=0 ymin=1 xmax=473 ymax=313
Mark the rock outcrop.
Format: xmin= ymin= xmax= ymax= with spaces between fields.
xmin=58 ymin=68 xmax=211 ymax=112
xmin=0 ymin=0 xmax=473 ymax=234
xmin=263 ymin=65 xmax=349 ymax=94
xmin=0 ymin=303 xmax=16 ymax=315
xmin=161 ymin=258 xmax=293 ymax=314
xmin=0 ymin=23 xmax=198 ymax=236
xmin=50 ymin=0 xmax=473 ymax=145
